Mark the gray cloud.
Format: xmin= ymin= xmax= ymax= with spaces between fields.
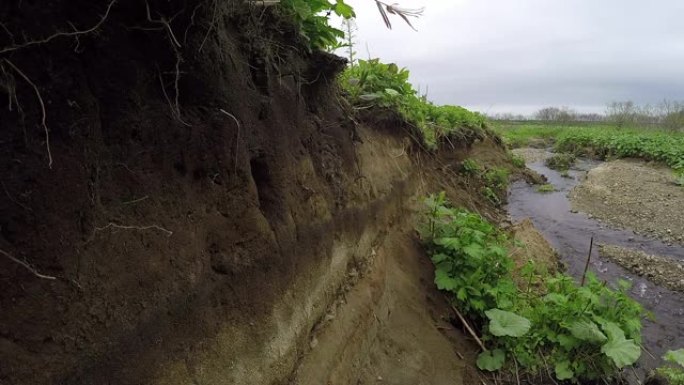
xmin=338 ymin=0 xmax=684 ymax=115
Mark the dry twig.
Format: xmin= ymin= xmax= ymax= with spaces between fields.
xmin=0 ymin=248 xmax=57 ymax=280
xmin=373 ymin=1 xmax=424 ymax=31
xmin=450 ymin=303 xmax=487 ymax=352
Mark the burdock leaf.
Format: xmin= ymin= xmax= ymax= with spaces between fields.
xmin=485 ymin=309 xmax=531 ymax=337
xmin=554 ymin=361 xmax=574 ymax=380
xmin=477 ymin=349 xmax=506 ymax=371
xmin=601 ymin=337 xmax=640 ymax=368
xmin=569 ymin=320 xmax=607 ymax=343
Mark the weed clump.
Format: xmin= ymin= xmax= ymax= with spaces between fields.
xmin=510 ymin=153 xmax=526 ymax=168
xmin=545 ymin=153 xmax=576 ymax=171
xmin=536 ymin=184 xmax=555 ymax=193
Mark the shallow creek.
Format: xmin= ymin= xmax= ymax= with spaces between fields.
xmin=506 ymin=152 xmax=684 ymax=374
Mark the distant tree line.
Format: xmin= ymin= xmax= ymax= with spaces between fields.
xmin=488 ymin=100 xmax=684 ymax=131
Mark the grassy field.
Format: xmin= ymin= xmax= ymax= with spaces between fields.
xmin=494 ymin=121 xmax=684 ymax=173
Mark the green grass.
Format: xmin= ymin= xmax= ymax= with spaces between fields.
xmin=536 ymin=184 xmax=555 ymax=193
xmin=491 ymin=121 xmax=566 ymax=148
xmin=495 ymin=122 xmax=684 ymax=173
xmin=554 ymin=127 xmax=684 ymax=172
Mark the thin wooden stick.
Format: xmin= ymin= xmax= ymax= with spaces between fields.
xmin=581 ymin=235 xmax=594 ymax=286
xmin=450 ymin=304 xmax=487 ymax=351
xmin=514 ymin=357 xmax=521 ymax=385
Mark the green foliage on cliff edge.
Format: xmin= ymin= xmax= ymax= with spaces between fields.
xmin=340 ymin=59 xmax=488 ymax=149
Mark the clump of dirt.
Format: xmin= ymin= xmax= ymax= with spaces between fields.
xmin=599 ymin=245 xmax=684 ymax=292
xmin=545 ymin=153 xmax=576 ymax=171
xmin=508 ymin=218 xmax=559 ymax=274
xmin=569 ymin=159 xmax=684 ymax=246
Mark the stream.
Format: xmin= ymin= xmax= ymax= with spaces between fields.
xmin=506 ymin=151 xmax=684 ymax=376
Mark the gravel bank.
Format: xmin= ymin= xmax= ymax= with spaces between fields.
xmin=569 ymin=159 xmax=684 ymax=246
xmin=599 ymin=244 xmax=684 ymax=292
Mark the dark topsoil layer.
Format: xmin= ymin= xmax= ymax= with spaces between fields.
xmin=0 ymin=1 xmax=361 ymax=383
xmin=0 ymin=1 xmax=518 ymax=384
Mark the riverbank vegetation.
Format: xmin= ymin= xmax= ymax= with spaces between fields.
xmin=421 ymin=193 xmax=646 ymax=383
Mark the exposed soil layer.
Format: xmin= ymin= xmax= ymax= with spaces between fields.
xmin=569 ymin=159 xmax=684 ymax=246
xmin=508 ymin=218 xmax=559 ymax=274
xmin=599 ymin=244 xmax=684 ymax=292
xmin=0 ymin=2 xmax=522 ymax=382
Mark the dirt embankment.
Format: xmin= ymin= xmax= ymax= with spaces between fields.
xmin=569 ymin=159 xmax=684 ymax=246
xmin=0 ymin=2 xmax=524 ymax=385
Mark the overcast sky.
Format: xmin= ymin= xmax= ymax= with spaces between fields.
xmin=336 ymin=0 xmax=684 ymax=115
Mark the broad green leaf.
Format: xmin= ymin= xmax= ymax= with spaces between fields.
xmin=557 ymin=334 xmax=580 ymax=350
xmin=569 ymin=320 xmax=607 ymax=343
xmin=601 ymin=337 xmax=640 ymax=367
xmin=384 ymin=88 xmax=400 ymax=97
xmin=543 ymin=293 xmax=567 ymax=304
xmin=434 ymin=237 xmax=460 ymax=251
xmin=477 ymin=349 xmax=505 ymax=371
xmin=434 ymin=269 xmax=458 ymax=291
xmin=601 ymin=321 xmax=626 ymax=341
xmin=485 ymin=309 xmax=531 ymax=337
xmin=333 ymin=0 xmax=355 ymax=18
xmin=430 ymin=253 xmax=449 ymax=264
xmin=554 ymin=360 xmax=574 ymax=381
xmin=663 ymin=349 xmax=684 ymax=366
xmin=463 ymin=243 xmax=485 ymax=259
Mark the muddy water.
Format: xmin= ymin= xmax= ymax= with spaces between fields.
xmin=507 ymin=153 xmax=684 ymax=374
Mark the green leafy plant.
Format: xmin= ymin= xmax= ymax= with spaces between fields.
xmin=536 ymin=183 xmax=555 ymax=193
xmin=461 ymin=158 xmax=482 ymax=175
xmin=510 ymin=154 xmax=526 ymax=168
xmin=280 ymin=0 xmax=355 ymax=50
xmin=420 ymin=195 xmax=646 ymax=382
xmin=656 ymin=349 xmax=684 ymax=385
xmin=484 ymin=167 xmax=509 ymax=192
xmin=675 ymin=170 xmax=684 ymax=187
xmin=341 ymin=58 xmax=488 ymax=149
